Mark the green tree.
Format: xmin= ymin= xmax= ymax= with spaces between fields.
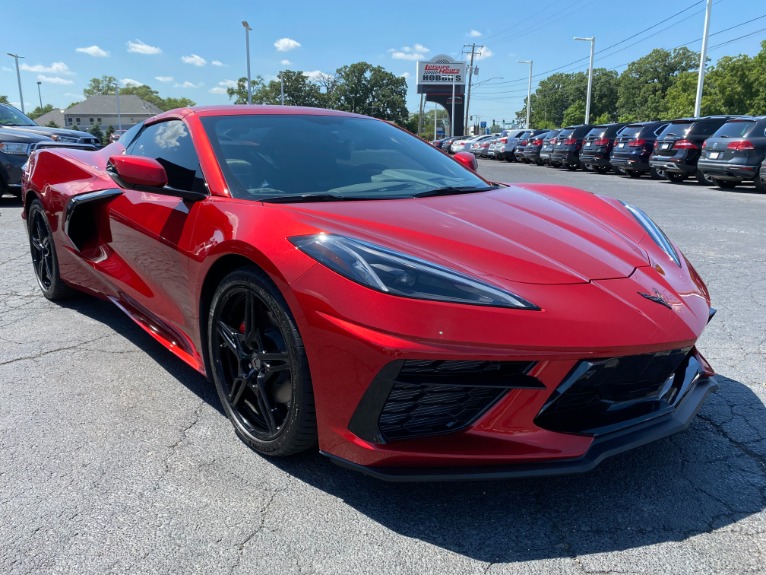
xmin=330 ymin=62 xmax=408 ymax=124
xmin=84 ymin=76 xmax=119 ymax=96
xmin=617 ymin=47 xmax=698 ymax=121
xmin=28 ymin=104 xmax=54 ymax=119
xmin=226 ymin=75 xmax=267 ymax=104
xmin=83 ymin=77 xmax=195 ymax=111
xmin=0 ymin=95 xmax=9 ymax=104
xmin=248 ymin=70 xmax=325 ymax=107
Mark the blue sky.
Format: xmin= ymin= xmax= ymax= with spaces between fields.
xmin=2 ymin=0 xmax=763 ymax=123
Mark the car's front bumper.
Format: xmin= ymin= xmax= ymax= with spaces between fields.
xmin=324 ymin=367 xmax=717 ymax=481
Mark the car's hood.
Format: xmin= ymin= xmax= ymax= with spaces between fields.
xmin=0 ymin=127 xmax=53 ymax=143
xmin=4 ymin=125 xmax=97 ymax=142
xmin=280 ymin=184 xmax=650 ymax=286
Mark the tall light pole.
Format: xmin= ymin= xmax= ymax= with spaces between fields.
xmin=279 ymin=71 xmax=285 ymax=105
xmin=242 ymin=20 xmax=252 ymax=105
xmin=36 ymin=81 xmax=43 ymax=111
xmin=7 ymin=53 xmax=25 ymax=113
xmin=112 ymin=80 xmax=122 ymax=131
xmin=694 ymin=0 xmax=713 ymax=117
xmin=518 ymin=60 xmax=533 ymax=129
xmin=574 ymin=36 xmax=595 ymax=124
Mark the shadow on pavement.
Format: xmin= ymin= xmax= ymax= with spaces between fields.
xmin=58 ymin=297 xmax=766 ymax=562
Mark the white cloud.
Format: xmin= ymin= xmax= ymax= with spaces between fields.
xmin=212 ymin=60 xmax=225 ymax=67
xmin=175 ymin=81 xmax=202 ymax=89
xmin=280 ymin=59 xmax=292 ymax=66
xmin=121 ymin=78 xmax=142 ymax=87
xmin=469 ymin=29 xmax=482 ymax=38
xmin=20 ymin=62 xmax=73 ymax=75
xmin=474 ymin=48 xmax=494 ymax=60
xmin=209 ymin=79 xmax=237 ymax=94
xmin=37 ymin=75 xmax=74 ymax=85
xmin=274 ymin=38 xmax=301 ymax=52
xmin=303 ymin=70 xmax=327 ymax=82
xmin=127 ymin=40 xmax=162 ymax=55
xmin=76 ymin=45 xmax=109 ymax=57
xmin=181 ymin=54 xmax=207 ymax=67
xmin=155 ymin=76 xmax=174 ymax=83
xmin=388 ymin=44 xmax=429 ymax=61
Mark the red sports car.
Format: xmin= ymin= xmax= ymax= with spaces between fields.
xmin=21 ymin=106 xmax=717 ymax=481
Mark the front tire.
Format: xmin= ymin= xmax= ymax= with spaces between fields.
xmin=712 ymin=178 xmax=736 ymax=189
xmin=695 ymin=169 xmax=713 ymax=185
xmin=28 ymin=200 xmax=72 ymax=301
xmin=208 ymin=267 xmax=316 ymax=456
xmin=665 ymin=172 xmax=686 ymax=183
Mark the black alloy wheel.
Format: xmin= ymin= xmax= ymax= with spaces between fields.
xmin=665 ymin=172 xmax=686 ymax=183
xmin=28 ymin=199 xmax=72 ymax=300
xmin=208 ymin=267 xmax=316 ymax=456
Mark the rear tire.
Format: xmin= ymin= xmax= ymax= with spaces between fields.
xmin=712 ymin=179 xmax=736 ymax=189
xmin=695 ymin=170 xmax=713 ymax=185
xmin=665 ymin=172 xmax=686 ymax=183
xmin=627 ymin=170 xmax=641 ymax=178
xmin=27 ymin=200 xmax=73 ymax=301
xmin=754 ymin=172 xmax=766 ymax=193
xmin=649 ymin=167 xmax=664 ymax=179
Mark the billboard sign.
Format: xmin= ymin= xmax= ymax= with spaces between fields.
xmin=416 ymin=54 xmax=466 ymax=94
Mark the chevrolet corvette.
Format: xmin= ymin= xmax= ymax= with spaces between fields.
xmin=21 ymin=106 xmax=717 ymax=480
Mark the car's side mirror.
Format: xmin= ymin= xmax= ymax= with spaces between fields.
xmin=454 ymin=151 xmax=478 ymax=172
xmin=108 ymin=155 xmax=168 ymax=188
xmin=107 ymin=155 xmax=206 ymax=202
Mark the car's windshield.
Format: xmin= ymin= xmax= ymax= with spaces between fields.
xmin=0 ymin=104 xmax=36 ymax=127
xmin=201 ymin=114 xmax=493 ymax=201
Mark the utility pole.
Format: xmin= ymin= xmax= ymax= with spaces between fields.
xmin=7 ymin=53 xmax=25 ymax=113
xmin=462 ymin=43 xmax=483 ymax=136
xmin=694 ymin=0 xmax=713 ymax=117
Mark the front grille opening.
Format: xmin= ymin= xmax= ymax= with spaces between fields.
xmin=375 ymin=360 xmax=538 ymax=442
xmin=535 ymin=347 xmax=694 ymax=435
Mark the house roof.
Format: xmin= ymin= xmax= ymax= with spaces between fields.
xmin=65 ymin=95 xmax=163 ymax=116
xmin=34 ymin=108 xmax=66 ymax=127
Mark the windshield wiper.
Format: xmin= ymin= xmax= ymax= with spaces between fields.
xmin=413 ymin=185 xmax=497 ymax=198
xmin=260 ymin=193 xmax=374 ymax=204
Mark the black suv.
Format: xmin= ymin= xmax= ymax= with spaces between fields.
xmin=697 ymin=116 xmax=766 ymax=190
xmin=610 ymin=120 xmax=669 ymax=178
xmin=0 ymin=103 xmax=99 ymax=198
xmin=579 ymin=123 xmax=627 ymax=174
xmin=514 ymin=129 xmax=548 ymax=162
xmin=550 ymin=125 xmax=593 ymax=170
xmin=523 ymin=130 xmax=553 ymax=165
xmin=650 ymin=116 xmax=738 ymax=184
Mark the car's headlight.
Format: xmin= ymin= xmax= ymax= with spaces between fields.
xmin=291 ymin=234 xmax=539 ymax=309
xmin=0 ymin=142 xmax=31 ymax=155
xmin=622 ymin=202 xmax=681 ymax=267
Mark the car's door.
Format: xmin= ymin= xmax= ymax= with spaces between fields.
xmin=101 ymin=119 xmax=207 ymax=355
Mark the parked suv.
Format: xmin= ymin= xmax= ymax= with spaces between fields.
xmin=550 ymin=125 xmax=593 ymax=170
xmin=538 ymin=130 xmax=561 ymax=165
xmin=523 ymin=130 xmax=552 ymax=165
xmin=697 ymin=116 xmax=766 ymax=189
xmin=579 ymin=123 xmax=627 ymax=174
xmin=649 ymin=116 xmax=738 ymax=184
xmin=514 ymin=129 xmax=548 ymax=162
xmin=0 ymin=103 xmax=99 ymax=198
xmin=610 ymin=120 xmax=669 ymax=178
xmin=497 ymin=129 xmax=529 ymax=162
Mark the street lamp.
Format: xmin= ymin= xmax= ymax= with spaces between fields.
xmin=36 ymin=81 xmax=43 ymax=111
xmin=518 ymin=60 xmax=533 ymax=129
xmin=573 ymin=36 xmax=595 ymax=124
xmin=279 ymin=71 xmax=284 ymax=105
xmin=7 ymin=52 xmax=25 ymax=113
xmin=112 ymin=80 xmax=122 ymax=131
xmin=242 ymin=20 xmax=252 ymax=105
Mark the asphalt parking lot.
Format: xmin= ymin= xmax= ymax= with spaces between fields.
xmin=1 ymin=161 xmax=764 ymax=575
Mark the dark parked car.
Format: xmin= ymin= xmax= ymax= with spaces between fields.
xmin=550 ymin=125 xmax=593 ymax=170
xmin=538 ymin=130 xmax=562 ymax=165
xmin=610 ymin=121 xmax=669 ymax=178
xmin=579 ymin=123 xmax=627 ymax=174
xmin=0 ymin=103 xmax=99 ymax=198
xmin=523 ymin=130 xmax=552 ymax=165
xmin=697 ymin=116 xmax=766 ymax=190
xmin=514 ymin=129 xmax=548 ymax=163
xmin=649 ymin=116 xmax=738 ymax=185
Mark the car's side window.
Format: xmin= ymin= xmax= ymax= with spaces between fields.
xmin=126 ymin=120 xmax=207 ymax=194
